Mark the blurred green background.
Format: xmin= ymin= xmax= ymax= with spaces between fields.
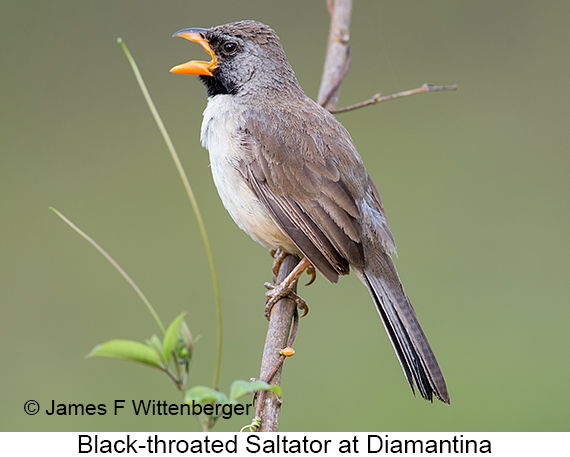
xmin=1 ymin=0 xmax=569 ymax=432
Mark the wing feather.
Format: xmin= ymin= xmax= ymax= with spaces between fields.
xmin=240 ymin=106 xmax=366 ymax=280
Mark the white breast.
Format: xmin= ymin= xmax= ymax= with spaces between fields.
xmin=201 ymin=95 xmax=298 ymax=253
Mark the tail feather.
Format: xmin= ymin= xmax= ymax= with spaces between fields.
xmin=357 ymin=259 xmax=450 ymax=404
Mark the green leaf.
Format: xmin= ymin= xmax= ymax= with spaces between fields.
xmin=87 ymin=339 xmax=163 ymax=370
xmin=229 ymin=380 xmax=281 ymax=400
xmin=162 ymin=312 xmax=186 ymax=364
xmin=147 ymin=334 xmax=164 ymax=359
xmin=185 ymin=386 xmax=230 ymax=405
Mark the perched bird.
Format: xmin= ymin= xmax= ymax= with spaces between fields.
xmin=171 ymin=20 xmax=449 ymax=404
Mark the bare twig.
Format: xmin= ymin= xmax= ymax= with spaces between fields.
xmin=254 ymin=309 xmax=299 ymax=424
xmin=318 ymin=0 xmax=353 ymax=110
xmin=326 ymin=0 xmax=334 ymax=16
xmin=265 ymin=310 xmax=300 ymax=385
xmin=330 ymin=83 xmax=458 ymax=114
xmin=256 ymin=0 xmax=354 ymax=432
xmin=258 ymin=255 xmax=301 ymax=432
xmin=320 ymin=45 xmax=352 ymax=109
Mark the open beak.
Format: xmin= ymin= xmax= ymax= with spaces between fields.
xmin=170 ymin=28 xmax=216 ymax=76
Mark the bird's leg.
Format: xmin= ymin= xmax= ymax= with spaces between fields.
xmin=264 ymin=257 xmax=311 ymax=320
xmin=269 ymin=248 xmax=288 ymax=282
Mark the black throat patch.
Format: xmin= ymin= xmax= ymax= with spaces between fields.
xmin=199 ymin=74 xmax=237 ymax=97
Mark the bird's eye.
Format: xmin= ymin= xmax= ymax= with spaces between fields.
xmin=222 ymin=41 xmax=238 ymax=55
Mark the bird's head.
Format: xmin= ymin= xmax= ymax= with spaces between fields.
xmin=170 ymin=20 xmax=300 ymax=98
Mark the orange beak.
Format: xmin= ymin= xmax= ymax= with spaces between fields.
xmin=170 ymin=28 xmax=216 ymax=76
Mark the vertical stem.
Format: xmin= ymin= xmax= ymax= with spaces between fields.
xmin=256 ymin=0 xmax=353 ymax=431
xmin=258 ymin=255 xmax=299 ymax=432
xmin=317 ymin=0 xmax=353 ymax=110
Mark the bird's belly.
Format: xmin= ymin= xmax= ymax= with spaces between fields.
xmin=211 ymin=155 xmax=296 ymax=252
xmin=201 ymin=99 xmax=298 ymax=254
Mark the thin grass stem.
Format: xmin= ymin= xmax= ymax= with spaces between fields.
xmin=49 ymin=207 xmax=166 ymax=334
xmin=116 ymin=38 xmax=223 ymax=390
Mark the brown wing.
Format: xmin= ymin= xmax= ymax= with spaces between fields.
xmin=238 ymin=105 xmax=366 ymax=283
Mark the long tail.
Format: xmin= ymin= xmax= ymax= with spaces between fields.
xmin=356 ymin=252 xmax=450 ymax=404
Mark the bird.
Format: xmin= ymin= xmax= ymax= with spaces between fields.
xmin=170 ymin=20 xmax=449 ymax=404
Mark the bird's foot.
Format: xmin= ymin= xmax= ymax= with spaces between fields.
xmin=263 ymin=257 xmax=312 ymax=320
xmin=264 ymin=282 xmax=309 ymax=320
xmin=269 ymin=248 xmax=288 ymax=281
xmin=305 ymin=264 xmax=316 ymax=286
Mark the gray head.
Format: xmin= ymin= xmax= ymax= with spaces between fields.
xmin=171 ymin=20 xmax=302 ymax=98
